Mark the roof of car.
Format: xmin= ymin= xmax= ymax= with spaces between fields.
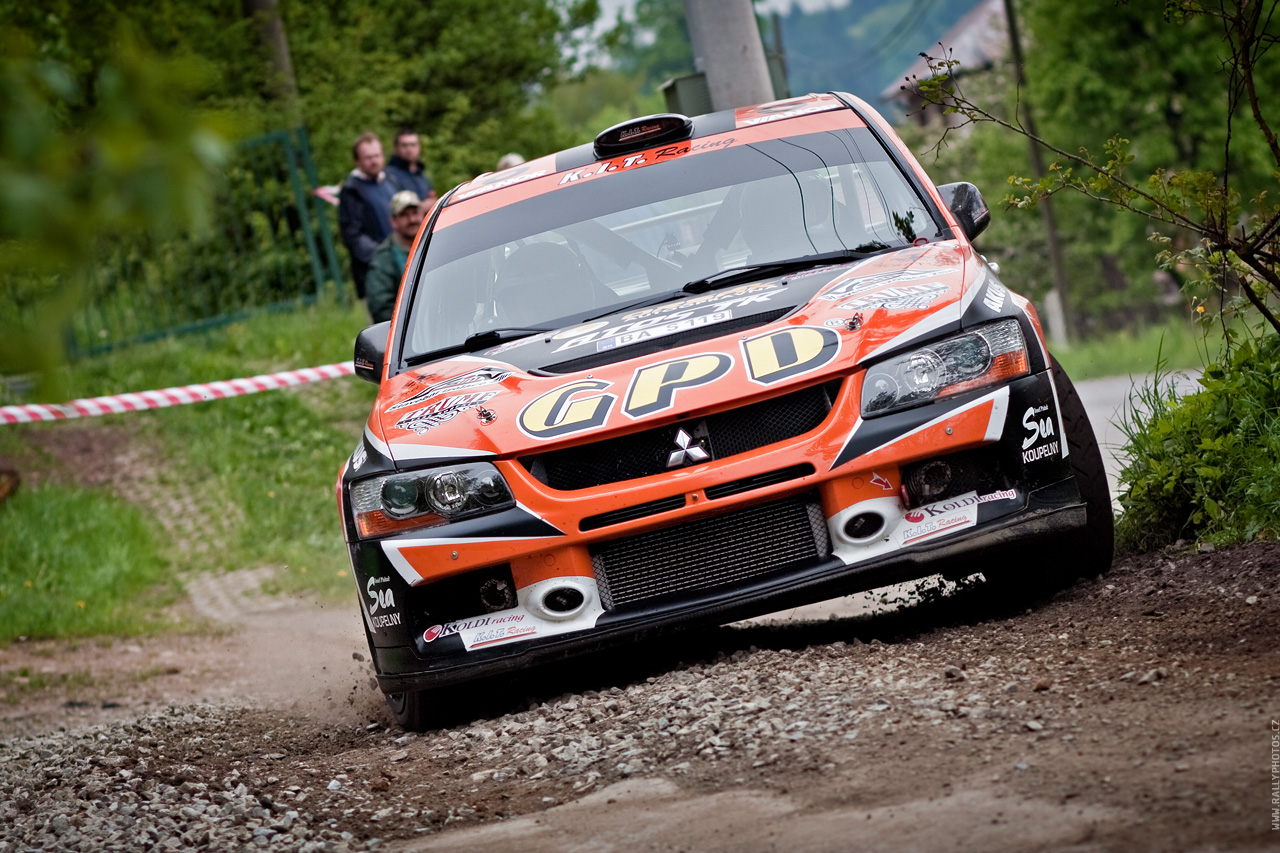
xmin=436 ymin=93 xmax=866 ymax=228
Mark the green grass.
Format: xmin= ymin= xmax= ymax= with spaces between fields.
xmin=1051 ymin=322 xmax=1213 ymax=382
xmin=1 ymin=296 xmax=374 ymax=641
xmin=0 ymin=485 xmax=177 ymax=639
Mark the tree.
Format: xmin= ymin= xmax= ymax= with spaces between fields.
xmin=912 ymin=0 xmax=1280 ymax=337
xmin=0 ymin=28 xmax=229 ymax=398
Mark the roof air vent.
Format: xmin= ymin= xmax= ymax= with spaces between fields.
xmin=593 ymin=113 xmax=693 ymax=159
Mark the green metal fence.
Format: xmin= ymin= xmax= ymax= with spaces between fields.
xmin=66 ymin=127 xmax=345 ymax=357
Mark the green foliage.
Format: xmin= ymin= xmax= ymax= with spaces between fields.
xmin=277 ymin=0 xmax=599 ymax=186
xmin=548 ymin=68 xmax=668 ymax=144
xmin=600 ymin=0 xmax=694 ymax=93
xmin=910 ymin=0 xmax=1280 ymax=338
xmin=1116 ymin=333 xmax=1280 ymax=550
xmin=0 ymin=25 xmax=230 ymax=397
xmin=0 ymin=485 xmax=175 ymax=641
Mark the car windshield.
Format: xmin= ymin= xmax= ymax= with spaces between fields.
xmin=400 ymin=125 xmax=943 ymax=362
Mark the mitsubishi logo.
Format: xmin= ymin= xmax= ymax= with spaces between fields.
xmin=666 ymin=428 xmax=710 ymax=468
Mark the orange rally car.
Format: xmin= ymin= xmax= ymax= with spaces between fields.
xmin=338 ymin=93 xmax=1113 ymax=730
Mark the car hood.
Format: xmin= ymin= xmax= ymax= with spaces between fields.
xmin=368 ymin=241 xmax=981 ymax=466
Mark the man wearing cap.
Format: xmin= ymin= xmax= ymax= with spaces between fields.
xmin=365 ymin=190 xmax=426 ymax=323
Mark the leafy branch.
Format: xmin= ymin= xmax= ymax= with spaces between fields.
xmin=907 ymin=0 xmax=1280 ymax=336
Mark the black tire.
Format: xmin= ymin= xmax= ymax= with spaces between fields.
xmin=1052 ymin=358 xmax=1115 ymax=579
xmin=386 ymin=689 xmax=435 ymax=732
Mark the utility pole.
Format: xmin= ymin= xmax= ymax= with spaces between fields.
xmin=1001 ymin=0 xmax=1070 ymax=347
xmin=683 ymin=0 xmax=775 ymax=111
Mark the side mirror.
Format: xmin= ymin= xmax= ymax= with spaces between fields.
xmin=937 ymin=181 xmax=991 ymax=242
xmin=354 ymin=322 xmax=391 ymax=385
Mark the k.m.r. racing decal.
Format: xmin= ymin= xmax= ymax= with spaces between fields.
xmin=394 ymin=391 xmax=499 ymax=434
xmin=389 ymin=366 xmax=512 ymax=412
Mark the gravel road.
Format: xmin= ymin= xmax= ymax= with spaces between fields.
xmin=2 ymin=537 xmax=1276 ymax=852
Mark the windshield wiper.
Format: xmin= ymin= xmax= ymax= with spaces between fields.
xmin=581 ymin=291 xmax=690 ymax=323
xmin=462 ymin=327 xmax=552 ymax=351
xmin=681 ymin=248 xmax=880 ymax=295
xmin=402 ymin=327 xmax=552 ymax=367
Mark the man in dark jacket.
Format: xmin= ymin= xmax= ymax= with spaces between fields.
xmin=337 ymin=132 xmax=396 ymax=299
xmin=365 ymin=191 xmax=425 ymax=323
xmin=385 ymin=130 xmax=436 ymax=207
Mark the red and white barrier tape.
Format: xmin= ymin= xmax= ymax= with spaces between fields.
xmin=1 ymin=362 xmax=355 ymax=425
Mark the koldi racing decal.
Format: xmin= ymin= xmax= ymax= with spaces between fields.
xmin=896 ymin=489 xmax=1017 ymax=547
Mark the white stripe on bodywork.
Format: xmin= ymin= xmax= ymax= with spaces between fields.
xmin=383 ymin=535 xmax=557 ymax=586
xmin=381 ymin=502 xmax=564 ymax=586
xmin=858 ymin=302 xmax=963 ymax=366
xmin=852 ymin=386 xmax=1009 ymax=461
xmin=958 ymin=265 xmax=990 ymax=315
xmin=364 ymin=425 xmax=391 ymax=459
xmin=386 ymin=443 xmax=497 ymax=463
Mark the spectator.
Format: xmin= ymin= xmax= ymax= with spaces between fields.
xmin=386 ymin=130 xmax=436 ymax=206
xmin=338 ymin=131 xmax=396 ymax=299
xmin=365 ymin=191 xmax=426 ymax=323
xmin=496 ymin=152 xmax=526 ymax=171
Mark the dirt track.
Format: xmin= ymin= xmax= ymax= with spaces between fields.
xmin=2 ymin=537 xmax=1277 ymax=852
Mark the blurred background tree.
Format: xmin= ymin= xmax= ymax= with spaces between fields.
xmin=0 ymin=26 xmax=230 ymax=397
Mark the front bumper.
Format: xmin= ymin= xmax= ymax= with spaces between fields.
xmin=368 ymin=479 xmax=1084 ymax=693
xmin=344 ymin=367 xmax=1083 ymax=694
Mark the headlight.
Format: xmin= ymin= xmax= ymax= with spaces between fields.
xmin=860 ymin=319 xmax=1029 ymax=417
xmin=350 ymin=462 xmax=515 ymax=538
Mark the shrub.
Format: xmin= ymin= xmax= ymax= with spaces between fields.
xmin=1116 ymin=333 xmax=1280 ymax=550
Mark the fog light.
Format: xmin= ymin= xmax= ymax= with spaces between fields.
xmin=544 ymin=586 xmax=585 ymax=613
xmin=479 ymin=578 xmax=516 ymax=613
xmin=907 ymin=460 xmax=952 ymax=504
xmin=844 ymin=512 xmax=884 ymax=540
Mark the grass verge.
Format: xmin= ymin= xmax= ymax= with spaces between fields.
xmin=1051 ymin=322 xmax=1212 ymax=382
xmin=1 ymin=296 xmax=373 ymax=641
xmin=0 ymin=485 xmax=177 ymax=639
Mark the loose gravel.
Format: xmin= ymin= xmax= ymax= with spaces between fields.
xmin=2 ymin=539 xmax=1277 ymax=852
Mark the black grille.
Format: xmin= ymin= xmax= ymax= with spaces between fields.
xmin=704 ymin=463 xmax=814 ymax=500
xmin=540 ymin=308 xmax=792 ymax=374
xmin=580 ymin=494 xmax=686 ymax=531
xmin=590 ymin=493 xmax=830 ymax=610
xmin=521 ymin=380 xmax=840 ymax=491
